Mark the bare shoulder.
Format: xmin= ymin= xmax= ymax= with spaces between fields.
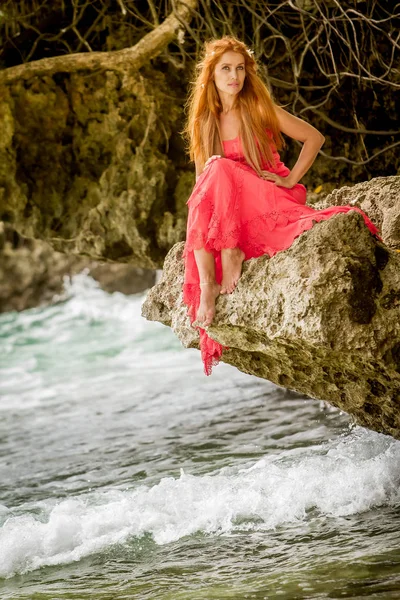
xmin=274 ymin=105 xmax=325 ymax=143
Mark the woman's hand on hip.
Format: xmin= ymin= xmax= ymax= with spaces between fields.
xmin=204 ymin=155 xmax=222 ymax=170
xmin=261 ymin=171 xmax=295 ymax=188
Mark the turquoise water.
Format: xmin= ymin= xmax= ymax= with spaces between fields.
xmin=1 ymin=273 xmax=400 ymax=599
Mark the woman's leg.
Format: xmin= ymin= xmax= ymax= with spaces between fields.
xmin=194 ymin=248 xmax=221 ymax=327
xmin=220 ymin=248 xmax=245 ymax=294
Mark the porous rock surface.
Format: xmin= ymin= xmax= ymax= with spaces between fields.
xmin=143 ymin=184 xmax=400 ymax=439
xmin=314 ymin=175 xmax=400 ymax=249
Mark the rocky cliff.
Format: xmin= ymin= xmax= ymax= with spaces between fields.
xmin=0 ymin=66 xmax=193 ymax=269
xmin=142 ymin=175 xmax=400 ymax=439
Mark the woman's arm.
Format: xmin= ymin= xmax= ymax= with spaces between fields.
xmin=264 ymin=106 xmax=325 ymax=188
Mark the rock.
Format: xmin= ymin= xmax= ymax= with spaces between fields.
xmin=314 ymin=175 xmax=400 ymax=249
xmin=0 ymin=66 xmax=192 ymax=269
xmin=0 ymin=223 xmax=155 ymax=313
xmin=87 ymin=263 xmax=155 ymax=295
xmin=142 ymin=198 xmax=400 ymax=440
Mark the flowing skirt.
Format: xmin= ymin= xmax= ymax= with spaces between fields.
xmin=182 ymin=157 xmax=381 ymax=375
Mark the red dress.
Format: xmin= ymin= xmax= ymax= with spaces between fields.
xmin=182 ymin=132 xmax=380 ymax=375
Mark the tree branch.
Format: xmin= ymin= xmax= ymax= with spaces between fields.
xmin=0 ymin=0 xmax=198 ymax=84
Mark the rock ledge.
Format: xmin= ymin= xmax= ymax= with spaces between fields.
xmin=143 ymin=179 xmax=400 ymax=439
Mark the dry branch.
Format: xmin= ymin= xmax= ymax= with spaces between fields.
xmin=0 ymin=0 xmax=198 ymax=83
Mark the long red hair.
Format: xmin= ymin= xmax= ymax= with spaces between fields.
xmin=182 ymin=36 xmax=285 ymax=177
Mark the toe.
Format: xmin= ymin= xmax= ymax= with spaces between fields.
xmin=196 ymin=313 xmax=204 ymax=325
xmin=206 ymin=310 xmax=215 ymax=326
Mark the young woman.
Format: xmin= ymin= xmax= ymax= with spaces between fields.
xmin=182 ymin=36 xmax=380 ymax=375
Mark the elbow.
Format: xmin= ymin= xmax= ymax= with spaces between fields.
xmin=304 ymin=133 xmax=325 ymax=149
xmin=317 ymin=133 xmax=325 ymax=148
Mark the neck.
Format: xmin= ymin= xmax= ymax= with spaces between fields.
xmin=218 ymin=92 xmax=236 ymax=114
xmin=221 ymin=106 xmax=234 ymax=115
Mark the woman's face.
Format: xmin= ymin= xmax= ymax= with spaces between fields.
xmin=213 ymin=50 xmax=246 ymax=96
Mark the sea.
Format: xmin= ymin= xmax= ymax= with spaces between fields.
xmin=1 ymin=271 xmax=400 ymax=599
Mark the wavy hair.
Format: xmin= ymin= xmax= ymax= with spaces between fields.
xmin=182 ymin=36 xmax=285 ymax=177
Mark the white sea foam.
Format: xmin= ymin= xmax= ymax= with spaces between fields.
xmin=1 ymin=428 xmax=400 ymax=578
xmin=2 ymin=270 xmax=161 ymax=349
xmin=54 ymin=270 xmax=153 ymax=332
xmin=0 ymin=271 xmax=183 ymax=411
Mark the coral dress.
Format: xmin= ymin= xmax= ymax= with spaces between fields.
xmin=182 ymin=132 xmax=380 ymax=375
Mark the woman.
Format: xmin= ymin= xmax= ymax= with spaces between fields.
xmin=182 ymin=36 xmax=380 ymax=375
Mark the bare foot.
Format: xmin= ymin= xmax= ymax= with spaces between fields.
xmin=220 ymin=248 xmax=245 ymax=294
xmin=195 ymin=282 xmax=221 ymax=327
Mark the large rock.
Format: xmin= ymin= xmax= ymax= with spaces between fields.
xmin=142 ymin=178 xmax=400 ymax=439
xmin=0 ymin=67 xmax=193 ymax=268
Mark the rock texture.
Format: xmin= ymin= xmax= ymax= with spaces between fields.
xmin=0 ymin=223 xmax=155 ymax=313
xmin=0 ymin=66 xmax=193 ymax=269
xmin=314 ymin=175 xmax=400 ymax=249
xmin=143 ymin=176 xmax=400 ymax=439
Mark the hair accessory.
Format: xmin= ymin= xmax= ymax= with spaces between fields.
xmin=201 ymin=83 xmax=205 ymax=88
xmin=246 ymin=48 xmax=255 ymax=56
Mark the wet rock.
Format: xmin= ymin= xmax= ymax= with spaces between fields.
xmin=142 ymin=206 xmax=400 ymax=440
xmin=0 ymin=223 xmax=155 ymax=313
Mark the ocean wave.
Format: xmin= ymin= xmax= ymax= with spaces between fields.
xmin=1 ymin=428 xmax=399 ymax=578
